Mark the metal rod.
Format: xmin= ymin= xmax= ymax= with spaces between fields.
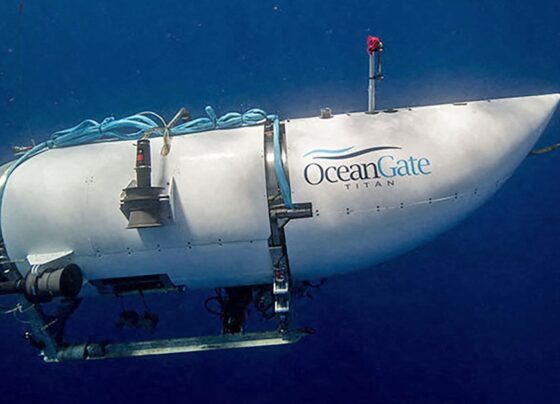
xmin=368 ymin=53 xmax=376 ymax=113
xmin=52 ymin=330 xmax=311 ymax=362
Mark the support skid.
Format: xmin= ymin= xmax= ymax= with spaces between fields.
xmin=52 ymin=330 xmax=310 ymax=362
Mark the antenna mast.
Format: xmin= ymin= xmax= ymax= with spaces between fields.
xmin=367 ymin=36 xmax=384 ymax=113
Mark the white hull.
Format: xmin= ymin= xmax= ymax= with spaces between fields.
xmin=1 ymin=94 xmax=559 ymax=294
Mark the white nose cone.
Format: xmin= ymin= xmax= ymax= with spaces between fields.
xmin=462 ymin=93 xmax=560 ymax=183
xmin=284 ymin=94 xmax=560 ymax=279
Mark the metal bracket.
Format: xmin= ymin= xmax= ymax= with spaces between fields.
xmin=120 ymin=139 xmax=171 ymax=229
xmin=263 ymin=121 xmax=312 ymax=332
xmin=27 ymin=250 xmax=73 ymax=268
xmin=120 ymin=178 xmax=174 ymax=227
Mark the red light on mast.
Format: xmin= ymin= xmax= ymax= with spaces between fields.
xmin=367 ymin=36 xmax=382 ymax=55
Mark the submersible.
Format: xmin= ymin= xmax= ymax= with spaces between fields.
xmin=0 ymin=37 xmax=558 ymax=361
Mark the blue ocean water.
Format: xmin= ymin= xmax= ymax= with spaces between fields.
xmin=1 ymin=1 xmax=560 ymax=403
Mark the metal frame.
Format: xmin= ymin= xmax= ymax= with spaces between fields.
xmin=263 ymin=120 xmax=312 ymax=332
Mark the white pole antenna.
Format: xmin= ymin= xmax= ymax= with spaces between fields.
xmin=367 ymin=36 xmax=383 ymax=114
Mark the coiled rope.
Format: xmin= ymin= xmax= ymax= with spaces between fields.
xmin=0 ymin=106 xmax=293 ymax=208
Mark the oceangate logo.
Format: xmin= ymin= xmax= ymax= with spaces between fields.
xmin=303 ymin=146 xmax=432 ymax=189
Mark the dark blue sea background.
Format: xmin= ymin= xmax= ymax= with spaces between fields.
xmin=1 ymin=1 xmax=560 ymax=403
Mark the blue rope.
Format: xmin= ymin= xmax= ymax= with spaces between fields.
xmin=1 ymin=106 xmax=294 ymax=208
